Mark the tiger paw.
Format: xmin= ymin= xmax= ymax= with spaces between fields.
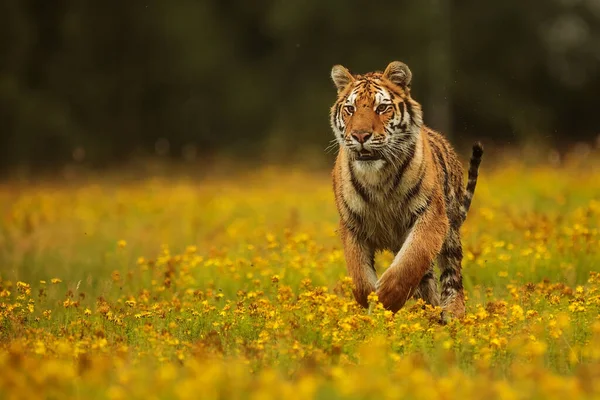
xmin=440 ymin=302 xmax=466 ymax=324
xmin=375 ymin=272 xmax=407 ymax=313
xmin=352 ymin=284 xmax=376 ymax=309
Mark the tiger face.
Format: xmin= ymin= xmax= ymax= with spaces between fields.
xmin=330 ymin=61 xmax=423 ymax=162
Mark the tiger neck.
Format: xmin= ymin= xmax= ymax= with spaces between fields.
xmin=349 ymin=158 xmax=388 ymax=187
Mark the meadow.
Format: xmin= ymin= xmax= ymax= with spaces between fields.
xmin=0 ymin=149 xmax=599 ymax=399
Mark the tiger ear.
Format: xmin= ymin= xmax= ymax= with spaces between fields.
xmin=383 ymin=61 xmax=412 ymax=89
xmin=331 ymin=65 xmax=354 ymax=92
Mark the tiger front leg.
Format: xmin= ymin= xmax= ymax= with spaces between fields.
xmin=339 ymin=224 xmax=377 ymax=309
xmin=375 ymin=200 xmax=448 ymax=313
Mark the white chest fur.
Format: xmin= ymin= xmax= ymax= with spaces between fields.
xmin=351 ymin=160 xmax=387 ymax=186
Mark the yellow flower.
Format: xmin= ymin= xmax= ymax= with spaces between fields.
xmin=525 ymin=340 xmax=547 ymax=357
xmin=34 ymin=340 xmax=46 ymax=355
xmin=511 ymin=305 xmax=525 ymax=321
xmin=16 ymin=281 xmax=31 ymax=295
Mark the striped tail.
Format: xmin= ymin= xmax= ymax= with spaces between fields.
xmin=460 ymin=142 xmax=484 ymax=222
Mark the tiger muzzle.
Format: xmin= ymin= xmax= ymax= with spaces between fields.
xmin=347 ymin=131 xmax=382 ymax=161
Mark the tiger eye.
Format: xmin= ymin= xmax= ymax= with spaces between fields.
xmin=376 ymin=104 xmax=389 ymax=113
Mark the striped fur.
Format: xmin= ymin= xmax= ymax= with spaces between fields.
xmin=329 ymin=61 xmax=483 ymax=319
xmin=460 ymin=142 xmax=484 ymax=221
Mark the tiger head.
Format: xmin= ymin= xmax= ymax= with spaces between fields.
xmin=329 ymin=61 xmax=423 ymax=162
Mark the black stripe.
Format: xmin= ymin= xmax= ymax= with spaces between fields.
xmin=428 ymin=138 xmax=444 ymax=166
xmin=335 ymin=103 xmax=344 ymax=132
xmin=399 ymin=102 xmax=406 ymax=130
xmin=412 ymin=195 xmax=433 ymax=217
xmin=440 ymin=270 xmax=451 ymax=282
xmin=348 ymin=162 xmax=370 ymax=203
xmin=389 ymin=102 xmax=404 ymax=131
xmin=388 ymin=140 xmax=417 ymax=193
xmin=462 ymin=142 xmax=484 ymax=220
xmin=341 ymin=197 xmax=364 ymax=236
xmin=468 ymin=163 xmax=481 ymax=180
xmin=403 ymin=178 xmax=423 ymax=205
xmin=465 ymin=180 xmax=477 ymax=194
xmin=420 ymin=270 xmax=435 ymax=282
xmin=440 ymin=270 xmax=463 ymax=290
xmin=402 ymin=162 xmax=426 ymax=205
xmin=467 ymin=167 xmax=480 ymax=187
xmin=406 ymin=195 xmax=433 ymax=229
xmin=405 ymin=100 xmax=414 ymax=126
xmin=468 ymin=142 xmax=483 ymax=182
xmin=391 ymin=103 xmax=400 ymax=124
xmin=430 ymin=140 xmax=449 ymax=197
xmin=441 ymin=245 xmax=463 ymax=261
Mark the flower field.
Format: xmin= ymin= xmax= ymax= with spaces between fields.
xmin=1 ymin=152 xmax=599 ymax=399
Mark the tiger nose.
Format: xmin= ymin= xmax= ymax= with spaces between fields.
xmin=351 ymin=132 xmax=372 ymax=144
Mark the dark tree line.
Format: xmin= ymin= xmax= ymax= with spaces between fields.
xmin=1 ymin=0 xmax=599 ymax=171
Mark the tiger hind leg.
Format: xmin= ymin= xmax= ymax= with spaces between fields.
xmin=438 ymin=226 xmax=466 ymax=322
xmin=412 ymin=264 xmax=440 ymax=307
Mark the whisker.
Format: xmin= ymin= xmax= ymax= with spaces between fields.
xmin=324 ymin=139 xmax=339 ymax=154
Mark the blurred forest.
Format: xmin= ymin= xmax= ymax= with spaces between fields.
xmin=1 ymin=0 xmax=600 ymax=173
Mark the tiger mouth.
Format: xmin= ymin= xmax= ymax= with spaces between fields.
xmin=355 ymin=150 xmax=382 ymax=161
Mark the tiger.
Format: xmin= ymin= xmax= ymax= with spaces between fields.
xmin=329 ymin=61 xmax=483 ymax=321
